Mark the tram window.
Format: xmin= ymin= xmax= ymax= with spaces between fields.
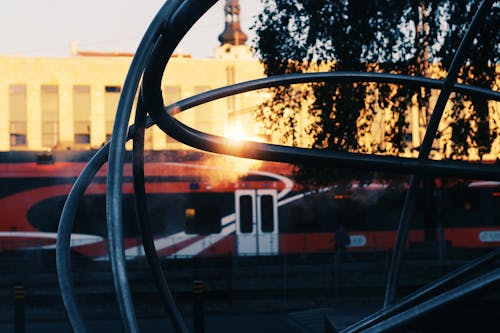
xmin=494 ymin=195 xmax=500 ymax=221
xmin=239 ymin=195 xmax=253 ymax=233
xmin=465 ymin=191 xmax=480 ymax=211
xmin=261 ymin=195 xmax=274 ymax=233
xmin=448 ymin=188 xmax=480 ymax=211
xmin=185 ymin=206 xmax=221 ymax=234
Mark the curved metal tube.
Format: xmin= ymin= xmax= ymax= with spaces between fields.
xmin=132 ymin=70 xmax=499 ymax=138
xmin=58 ymin=69 xmax=499 ymax=333
xmin=106 ymin=1 xmax=217 ymax=332
xmin=140 ymin=0 xmax=498 ymax=331
xmin=56 ymin=98 xmax=190 ymax=333
xmin=364 ymin=268 xmax=500 ymax=332
xmin=56 ymin=4 xmax=218 ymax=331
xmin=56 ymin=0 xmax=500 ymax=332
xmin=55 ymin=1 xmax=198 ymax=332
xmin=161 ymin=72 xmax=500 ymax=107
xmin=341 ymin=248 xmax=500 ymax=332
xmin=142 ymin=73 xmax=500 ymax=180
xmin=58 ymin=71 xmax=500 ymax=333
xmin=132 ymin=94 xmax=189 ymax=333
xmin=57 ymin=143 xmax=110 ymax=333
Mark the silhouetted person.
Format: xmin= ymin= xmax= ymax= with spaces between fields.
xmin=331 ymin=224 xmax=353 ymax=265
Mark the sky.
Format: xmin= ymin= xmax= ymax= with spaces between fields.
xmin=0 ymin=0 xmax=263 ymax=58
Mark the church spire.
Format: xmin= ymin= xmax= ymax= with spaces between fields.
xmin=218 ymin=0 xmax=248 ymax=46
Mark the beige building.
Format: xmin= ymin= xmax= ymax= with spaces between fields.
xmin=0 ymin=52 xmax=267 ymax=152
xmin=1 ymin=0 xmax=498 ymax=160
xmin=2 ymin=53 xmax=499 ymax=159
xmin=0 ymin=0 xmax=267 ymax=153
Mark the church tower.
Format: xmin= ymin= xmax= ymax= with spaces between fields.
xmin=215 ymin=0 xmax=252 ymax=60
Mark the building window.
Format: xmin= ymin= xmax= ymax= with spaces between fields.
xmin=405 ymin=133 xmax=413 ymax=144
xmin=185 ymin=206 xmax=221 ymax=235
xmin=105 ymin=85 xmax=121 ymax=141
xmin=164 ymin=85 xmax=182 ymax=104
xmin=194 ymin=85 xmax=212 ymax=133
xmin=164 ymin=85 xmax=182 ymax=144
xmin=10 ymin=133 xmax=27 ymax=146
xmin=74 ymin=134 xmax=90 ymax=144
xmin=41 ymin=85 xmax=59 ymax=148
xmin=73 ymin=85 xmax=91 ymax=146
xmin=9 ymin=85 xmax=27 ymax=147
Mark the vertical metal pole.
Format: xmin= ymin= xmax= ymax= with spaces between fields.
xmin=14 ymin=285 xmax=25 ymax=333
xmin=192 ymin=280 xmax=205 ymax=333
xmin=384 ymin=0 xmax=494 ymax=307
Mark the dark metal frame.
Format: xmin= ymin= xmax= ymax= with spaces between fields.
xmin=56 ymin=0 xmax=499 ymax=332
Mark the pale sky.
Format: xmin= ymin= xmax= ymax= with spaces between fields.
xmin=0 ymin=0 xmax=263 ymax=58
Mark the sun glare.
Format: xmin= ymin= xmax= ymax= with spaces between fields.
xmin=225 ymin=123 xmax=264 ymax=145
xmin=225 ymin=124 xmax=246 ymax=143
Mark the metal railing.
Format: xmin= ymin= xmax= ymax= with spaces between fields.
xmin=56 ymin=1 xmax=500 ymax=332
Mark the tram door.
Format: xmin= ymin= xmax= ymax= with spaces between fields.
xmin=235 ymin=189 xmax=278 ymax=256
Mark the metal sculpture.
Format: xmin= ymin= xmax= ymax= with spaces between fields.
xmin=56 ymin=1 xmax=499 ymax=332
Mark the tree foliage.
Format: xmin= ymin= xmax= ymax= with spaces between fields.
xmin=437 ymin=1 xmax=500 ymax=159
xmin=252 ymin=0 xmax=499 ymax=180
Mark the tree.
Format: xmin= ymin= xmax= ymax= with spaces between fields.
xmin=252 ymin=0 xmax=499 ymax=185
xmin=437 ymin=1 xmax=500 ymax=160
xmin=254 ymin=0 xmax=407 ymax=154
